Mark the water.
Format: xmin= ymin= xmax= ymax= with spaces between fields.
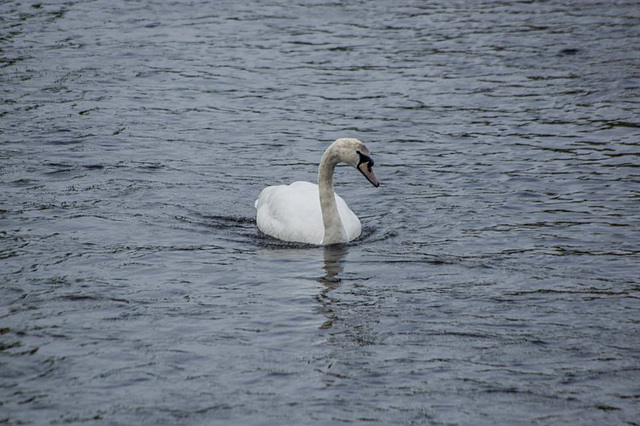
xmin=1 ymin=0 xmax=639 ymax=424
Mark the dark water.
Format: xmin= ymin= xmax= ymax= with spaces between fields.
xmin=2 ymin=1 xmax=640 ymax=424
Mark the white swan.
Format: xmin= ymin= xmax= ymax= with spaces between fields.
xmin=255 ymin=138 xmax=379 ymax=245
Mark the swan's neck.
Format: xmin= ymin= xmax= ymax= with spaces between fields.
xmin=318 ymin=150 xmax=346 ymax=245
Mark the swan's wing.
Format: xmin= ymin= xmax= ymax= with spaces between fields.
xmin=255 ymin=181 xmax=324 ymax=244
xmin=335 ymin=193 xmax=362 ymax=242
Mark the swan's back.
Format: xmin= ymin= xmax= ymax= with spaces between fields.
xmin=255 ymin=181 xmax=361 ymax=244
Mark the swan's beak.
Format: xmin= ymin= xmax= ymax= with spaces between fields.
xmin=358 ymin=162 xmax=379 ymax=187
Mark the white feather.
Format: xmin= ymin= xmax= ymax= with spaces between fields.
xmin=256 ymin=181 xmax=361 ymax=245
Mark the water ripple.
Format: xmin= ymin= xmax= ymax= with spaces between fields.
xmin=1 ymin=0 xmax=639 ymax=424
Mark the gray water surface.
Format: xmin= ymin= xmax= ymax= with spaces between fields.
xmin=1 ymin=1 xmax=640 ymax=424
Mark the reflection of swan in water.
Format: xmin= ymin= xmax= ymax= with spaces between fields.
xmin=319 ymin=245 xmax=348 ymax=285
xmin=317 ymin=245 xmax=348 ymax=329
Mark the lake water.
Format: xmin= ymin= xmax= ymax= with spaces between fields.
xmin=1 ymin=1 xmax=639 ymax=424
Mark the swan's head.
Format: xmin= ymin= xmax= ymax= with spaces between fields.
xmin=331 ymin=138 xmax=380 ymax=188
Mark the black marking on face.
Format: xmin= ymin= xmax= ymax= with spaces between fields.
xmin=356 ymin=150 xmax=374 ymax=171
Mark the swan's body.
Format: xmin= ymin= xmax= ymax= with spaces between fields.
xmin=255 ymin=138 xmax=379 ymax=245
xmin=255 ymin=181 xmax=360 ymax=245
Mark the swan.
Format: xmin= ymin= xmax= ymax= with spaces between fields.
xmin=255 ymin=138 xmax=379 ymax=245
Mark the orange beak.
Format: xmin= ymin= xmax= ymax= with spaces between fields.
xmin=358 ymin=161 xmax=379 ymax=187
